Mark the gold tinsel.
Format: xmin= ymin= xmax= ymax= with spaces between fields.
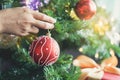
xmin=70 ymin=8 xmax=79 ymax=20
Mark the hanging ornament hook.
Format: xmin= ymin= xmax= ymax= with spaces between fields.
xmin=46 ymin=29 xmax=51 ymax=37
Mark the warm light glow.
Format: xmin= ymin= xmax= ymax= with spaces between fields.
xmin=79 ymin=48 xmax=83 ymax=52
xmin=110 ymin=49 xmax=115 ymax=56
xmin=95 ymin=53 xmax=99 ymax=59
xmin=98 ymin=20 xmax=104 ymax=27
xmin=93 ymin=17 xmax=110 ymax=36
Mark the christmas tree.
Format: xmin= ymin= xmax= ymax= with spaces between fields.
xmin=0 ymin=0 xmax=120 ymax=80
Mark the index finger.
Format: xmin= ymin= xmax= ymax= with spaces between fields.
xmin=31 ymin=10 xmax=56 ymax=23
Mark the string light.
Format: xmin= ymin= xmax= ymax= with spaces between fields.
xmin=79 ymin=47 xmax=83 ymax=52
xmin=95 ymin=52 xmax=99 ymax=59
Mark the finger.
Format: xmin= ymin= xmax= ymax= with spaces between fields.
xmin=20 ymin=32 xmax=29 ymax=36
xmin=29 ymin=26 xmax=39 ymax=34
xmin=17 ymin=30 xmax=30 ymax=36
xmin=32 ymin=20 xmax=54 ymax=29
xmin=31 ymin=10 xmax=56 ymax=23
xmin=13 ymin=32 xmax=29 ymax=36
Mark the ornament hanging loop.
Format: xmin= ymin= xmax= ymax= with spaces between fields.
xmin=46 ymin=29 xmax=51 ymax=37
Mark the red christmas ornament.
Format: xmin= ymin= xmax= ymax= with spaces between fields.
xmin=29 ymin=35 xmax=60 ymax=66
xmin=75 ymin=0 xmax=96 ymax=20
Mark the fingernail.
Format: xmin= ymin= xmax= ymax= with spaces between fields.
xmin=45 ymin=23 xmax=54 ymax=29
xmin=52 ymin=19 xmax=57 ymax=23
xmin=48 ymin=24 xmax=54 ymax=29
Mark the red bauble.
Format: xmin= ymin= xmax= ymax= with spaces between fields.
xmin=29 ymin=36 xmax=60 ymax=66
xmin=75 ymin=0 xmax=96 ymax=20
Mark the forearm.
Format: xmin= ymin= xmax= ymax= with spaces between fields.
xmin=0 ymin=10 xmax=4 ymax=33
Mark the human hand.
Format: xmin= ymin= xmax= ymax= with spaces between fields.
xmin=0 ymin=7 xmax=56 ymax=36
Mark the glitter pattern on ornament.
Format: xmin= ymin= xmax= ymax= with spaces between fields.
xmin=29 ymin=36 xmax=60 ymax=66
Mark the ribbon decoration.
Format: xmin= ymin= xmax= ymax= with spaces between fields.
xmin=73 ymin=52 xmax=120 ymax=80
